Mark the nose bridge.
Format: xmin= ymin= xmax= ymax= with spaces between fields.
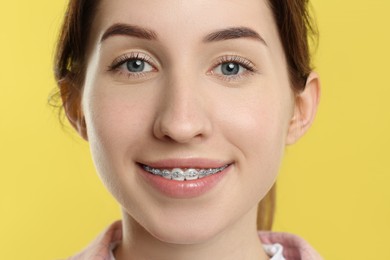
xmin=153 ymin=68 xmax=211 ymax=143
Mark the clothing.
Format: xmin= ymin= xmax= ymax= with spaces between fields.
xmin=67 ymin=221 xmax=322 ymax=260
xmin=259 ymin=232 xmax=323 ymax=260
xmin=108 ymin=242 xmax=286 ymax=260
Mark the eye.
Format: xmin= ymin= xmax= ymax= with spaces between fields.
xmin=108 ymin=52 xmax=156 ymax=77
xmin=209 ymin=55 xmax=257 ymax=81
xmin=215 ymin=62 xmax=245 ymax=76
xmin=123 ymin=59 xmax=153 ymax=73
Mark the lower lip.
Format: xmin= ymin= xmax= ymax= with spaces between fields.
xmin=138 ymin=165 xmax=231 ymax=199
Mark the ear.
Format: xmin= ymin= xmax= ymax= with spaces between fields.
xmin=59 ymin=79 xmax=88 ymax=141
xmin=286 ymin=72 xmax=321 ymax=145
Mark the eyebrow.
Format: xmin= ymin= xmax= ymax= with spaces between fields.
xmin=101 ymin=24 xmax=267 ymax=46
xmin=203 ymin=27 xmax=267 ymax=46
xmin=101 ymin=23 xmax=158 ymax=42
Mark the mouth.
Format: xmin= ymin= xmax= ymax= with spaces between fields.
xmin=137 ymin=159 xmax=232 ymax=198
xmin=140 ymin=164 xmax=229 ymax=181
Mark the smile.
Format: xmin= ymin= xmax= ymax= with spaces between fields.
xmin=141 ymin=164 xmax=229 ymax=181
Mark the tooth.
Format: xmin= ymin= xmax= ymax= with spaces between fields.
xmin=184 ymin=169 xmax=199 ymax=180
xmin=162 ymin=169 xmax=171 ymax=179
xmin=206 ymin=168 xmax=214 ymax=174
xmin=152 ymin=168 xmax=161 ymax=175
xmin=143 ymin=164 xmax=229 ymax=181
xmin=198 ymin=169 xmax=207 ymax=178
xmin=171 ymin=168 xmax=185 ymax=181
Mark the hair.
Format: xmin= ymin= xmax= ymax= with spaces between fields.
xmin=53 ymin=0 xmax=318 ymax=231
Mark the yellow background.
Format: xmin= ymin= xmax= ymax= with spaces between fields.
xmin=1 ymin=1 xmax=389 ymax=259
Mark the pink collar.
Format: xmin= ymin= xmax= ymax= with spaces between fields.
xmin=69 ymin=221 xmax=322 ymax=260
xmin=259 ymin=231 xmax=323 ymax=259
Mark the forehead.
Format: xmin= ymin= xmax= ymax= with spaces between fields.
xmin=91 ymin=0 xmax=279 ymax=48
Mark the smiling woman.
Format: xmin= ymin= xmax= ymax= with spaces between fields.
xmin=54 ymin=0 xmax=321 ymax=259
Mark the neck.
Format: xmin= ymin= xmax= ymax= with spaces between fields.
xmin=114 ymin=207 xmax=269 ymax=260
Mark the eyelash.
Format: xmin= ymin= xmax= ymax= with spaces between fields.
xmin=107 ymin=53 xmax=257 ymax=81
xmin=107 ymin=52 xmax=156 ymax=78
xmin=209 ymin=55 xmax=257 ymax=81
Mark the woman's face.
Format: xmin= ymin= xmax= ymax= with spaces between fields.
xmin=82 ymin=0 xmax=296 ymax=243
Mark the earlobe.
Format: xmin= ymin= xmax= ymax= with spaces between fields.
xmin=59 ymin=79 xmax=89 ymax=141
xmin=69 ymin=112 xmax=88 ymax=141
xmin=286 ymin=72 xmax=321 ymax=145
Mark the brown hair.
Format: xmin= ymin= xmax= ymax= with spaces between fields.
xmin=53 ymin=0 xmax=318 ymax=231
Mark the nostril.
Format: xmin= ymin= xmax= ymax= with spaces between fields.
xmin=162 ymin=125 xmax=204 ymax=143
xmin=153 ymin=115 xmax=208 ymax=144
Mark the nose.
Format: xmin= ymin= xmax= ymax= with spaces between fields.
xmin=153 ymin=75 xmax=212 ymax=144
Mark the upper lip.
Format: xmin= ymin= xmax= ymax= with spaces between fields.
xmin=139 ymin=158 xmax=232 ymax=169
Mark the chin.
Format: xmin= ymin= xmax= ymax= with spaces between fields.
xmin=132 ymin=207 xmax=229 ymax=245
xmin=149 ymin=220 xmax=225 ymax=245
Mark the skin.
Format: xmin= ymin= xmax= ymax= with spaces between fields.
xmin=65 ymin=0 xmax=320 ymax=259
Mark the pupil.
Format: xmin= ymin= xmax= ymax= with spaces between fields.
xmin=221 ymin=62 xmax=239 ymax=75
xmin=127 ymin=59 xmax=145 ymax=72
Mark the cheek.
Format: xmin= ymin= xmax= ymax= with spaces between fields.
xmin=86 ymin=94 xmax=143 ymax=152
xmin=82 ymin=83 xmax=152 ymax=188
xmin=220 ymin=90 xmax=290 ymax=155
xmin=215 ymin=87 xmax=292 ymax=194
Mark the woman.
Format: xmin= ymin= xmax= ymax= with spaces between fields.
xmin=55 ymin=0 xmax=322 ymax=259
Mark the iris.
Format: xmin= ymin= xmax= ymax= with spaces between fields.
xmin=126 ymin=59 xmax=145 ymax=72
xmin=221 ymin=62 xmax=240 ymax=75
